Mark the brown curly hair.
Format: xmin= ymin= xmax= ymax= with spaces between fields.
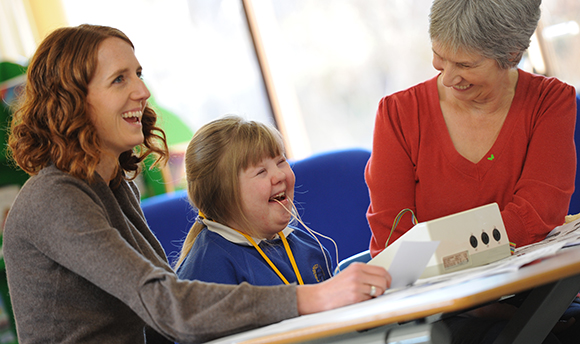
xmin=7 ymin=24 xmax=168 ymax=185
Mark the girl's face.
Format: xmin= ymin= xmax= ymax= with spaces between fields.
xmin=87 ymin=37 xmax=150 ymax=159
xmin=235 ymin=154 xmax=295 ymax=239
xmin=431 ymin=40 xmax=511 ymax=104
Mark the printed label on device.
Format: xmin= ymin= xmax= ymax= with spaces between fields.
xmin=443 ymin=251 xmax=470 ymax=270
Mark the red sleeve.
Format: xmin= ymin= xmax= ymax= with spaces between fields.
xmin=365 ymin=85 xmax=426 ymax=257
xmin=501 ymin=76 xmax=576 ymax=247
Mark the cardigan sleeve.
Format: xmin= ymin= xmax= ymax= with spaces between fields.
xmin=4 ymin=171 xmax=298 ymax=343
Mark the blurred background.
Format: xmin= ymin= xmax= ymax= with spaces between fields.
xmin=1 ymin=0 xmax=579 ymax=195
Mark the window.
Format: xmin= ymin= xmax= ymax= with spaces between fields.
xmin=250 ymin=0 xmax=580 ymax=158
xmin=538 ymin=0 xmax=580 ymax=88
xmin=61 ymin=0 xmax=580 ymax=162
xmin=63 ymin=0 xmax=274 ymax=144
xmin=249 ymin=1 xmax=436 ymax=157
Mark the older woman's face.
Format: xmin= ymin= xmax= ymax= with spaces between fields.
xmin=87 ymin=37 xmax=150 ymax=158
xmin=431 ymin=41 xmax=510 ymax=103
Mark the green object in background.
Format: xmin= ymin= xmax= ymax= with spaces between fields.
xmin=148 ymin=96 xmax=194 ymax=148
xmin=0 ymin=62 xmax=28 ymax=189
xmin=139 ymin=96 xmax=194 ymax=199
xmin=139 ymin=154 xmax=168 ymax=199
xmin=0 ymin=61 xmax=26 ymax=343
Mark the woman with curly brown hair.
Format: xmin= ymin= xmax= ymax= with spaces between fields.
xmin=4 ymin=24 xmax=389 ymax=344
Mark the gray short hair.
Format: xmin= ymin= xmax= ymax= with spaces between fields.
xmin=429 ymin=0 xmax=542 ymax=69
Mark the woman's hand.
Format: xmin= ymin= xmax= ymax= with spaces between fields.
xmin=296 ymin=262 xmax=391 ymax=315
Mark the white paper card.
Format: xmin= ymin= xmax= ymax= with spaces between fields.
xmin=388 ymin=241 xmax=440 ymax=289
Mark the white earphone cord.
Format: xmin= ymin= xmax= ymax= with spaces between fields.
xmin=274 ymin=199 xmax=338 ymax=277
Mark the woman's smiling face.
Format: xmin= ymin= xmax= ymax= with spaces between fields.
xmin=87 ymin=37 xmax=150 ymax=159
xmin=431 ymin=40 xmax=511 ymax=103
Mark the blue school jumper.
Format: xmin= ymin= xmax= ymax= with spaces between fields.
xmin=176 ymin=220 xmax=333 ymax=286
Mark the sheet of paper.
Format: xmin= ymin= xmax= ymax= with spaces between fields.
xmin=388 ymin=241 xmax=440 ymax=289
xmin=540 ymin=219 xmax=580 ymax=248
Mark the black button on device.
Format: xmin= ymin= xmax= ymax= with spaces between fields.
xmin=470 ymin=235 xmax=478 ymax=248
xmin=481 ymin=232 xmax=490 ymax=245
xmin=493 ymin=228 xmax=501 ymax=241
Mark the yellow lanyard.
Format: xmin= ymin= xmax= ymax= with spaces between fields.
xmin=235 ymin=229 xmax=304 ymax=285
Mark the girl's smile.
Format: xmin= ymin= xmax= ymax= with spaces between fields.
xmin=233 ymin=155 xmax=295 ymax=239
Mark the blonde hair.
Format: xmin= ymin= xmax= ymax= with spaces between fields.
xmin=175 ymin=116 xmax=290 ymax=268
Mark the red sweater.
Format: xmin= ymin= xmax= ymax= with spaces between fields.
xmin=366 ymin=70 xmax=577 ymax=257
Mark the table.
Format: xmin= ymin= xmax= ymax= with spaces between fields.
xmin=208 ymin=224 xmax=580 ymax=344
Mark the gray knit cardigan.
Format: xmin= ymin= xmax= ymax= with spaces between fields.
xmin=4 ymin=165 xmax=298 ymax=343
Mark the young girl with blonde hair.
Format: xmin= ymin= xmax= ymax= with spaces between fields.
xmin=176 ymin=116 xmax=338 ymax=286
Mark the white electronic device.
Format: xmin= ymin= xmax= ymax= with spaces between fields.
xmin=369 ymin=203 xmax=511 ymax=279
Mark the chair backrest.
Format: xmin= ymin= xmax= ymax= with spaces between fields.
xmin=290 ymin=148 xmax=372 ymax=266
xmin=141 ymin=189 xmax=197 ymax=263
xmin=569 ymin=94 xmax=580 ymax=215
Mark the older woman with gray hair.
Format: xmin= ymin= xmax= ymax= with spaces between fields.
xmin=365 ymin=0 xmax=577 ymax=342
xmin=366 ymin=0 xmax=576 ymax=254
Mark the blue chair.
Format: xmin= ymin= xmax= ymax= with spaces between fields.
xmin=141 ymin=189 xmax=197 ymax=263
xmin=290 ymin=148 xmax=373 ymax=268
xmin=335 ymin=250 xmax=371 ymax=273
xmin=569 ymin=94 xmax=580 ymax=215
